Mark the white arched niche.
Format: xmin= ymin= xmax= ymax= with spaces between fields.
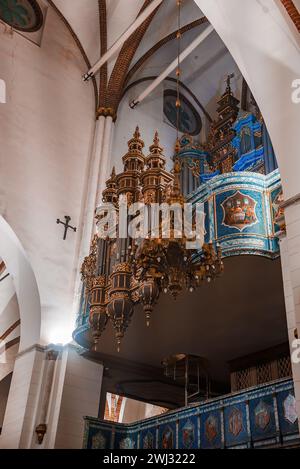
xmin=0 ymin=216 xmax=41 ymax=351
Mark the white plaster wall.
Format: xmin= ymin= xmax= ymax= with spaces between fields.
xmin=0 ymin=7 xmax=95 ymax=346
xmin=0 ymin=275 xmax=18 ymax=334
xmin=112 ymin=81 xmax=177 ymax=174
xmin=121 ymin=397 xmax=166 ymax=424
xmin=0 ymin=216 xmax=40 ymax=351
xmin=0 ymin=272 xmax=20 ymax=382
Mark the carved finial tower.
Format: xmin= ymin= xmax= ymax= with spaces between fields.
xmin=102 ymin=166 xmax=118 ymax=205
xmin=117 ymin=127 xmax=146 ymax=204
xmin=205 ymin=73 xmax=240 ymax=173
xmin=140 ymin=131 xmax=173 ymax=205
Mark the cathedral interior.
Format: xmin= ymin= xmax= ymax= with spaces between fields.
xmin=0 ymin=0 xmax=300 ymax=451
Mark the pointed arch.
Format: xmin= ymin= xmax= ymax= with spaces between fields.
xmin=0 ymin=216 xmax=41 ymax=352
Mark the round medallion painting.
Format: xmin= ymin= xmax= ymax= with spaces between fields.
xmin=0 ymin=0 xmax=43 ymax=32
xmin=163 ymin=89 xmax=202 ymax=136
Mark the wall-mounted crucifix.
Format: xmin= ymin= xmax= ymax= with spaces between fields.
xmin=56 ymin=216 xmax=77 ymax=240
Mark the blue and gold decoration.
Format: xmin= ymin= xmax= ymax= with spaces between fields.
xmin=201 ymin=411 xmax=222 ymax=449
xmin=84 ymin=379 xmax=298 ymax=449
xmin=249 ymin=396 xmax=277 ymax=442
xmin=140 ymin=428 xmax=156 ymax=449
xmin=224 ymin=404 xmax=248 ymax=447
xmin=188 ymin=170 xmax=283 ymax=259
xmin=178 ymin=415 xmax=198 ymax=449
xmin=159 ymin=423 xmax=176 ymax=450
xmin=0 ymin=0 xmax=43 ymax=32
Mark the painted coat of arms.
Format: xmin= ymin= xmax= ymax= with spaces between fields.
xmin=119 ymin=437 xmax=135 ymax=449
xmin=221 ymin=191 xmax=257 ymax=231
xmin=254 ymin=400 xmax=271 ymax=431
xmin=205 ymin=415 xmax=218 ymax=443
xmin=182 ymin=420 xmax=195 ymax=449
xmin=283 ymin=394 xmax=298 ymax=424
xmin=162 ymin=426 xmax=174 ymax=449
xmin=229 ymin=408 xmax=243 ymax=437
xmin=143 ymin=431 xmax=154 ymax=449
xmin=91 ymin=431 xmax=106 ymax=449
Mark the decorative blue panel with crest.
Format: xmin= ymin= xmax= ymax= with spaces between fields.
xmin=83 ymin=379 xmax=298 ymax=450
xmin=114 ymin=425 xmax=138 ymax=449
xmin=188 ymin=170 xmax=282 ymax=259
xmin=249 ymin=396 xmax=277 ymax=442
xmin=200 ymin=410 xmax=222 ymax=449
xmin=178 ymin=412 xmax=199 ymax=450
xmin=224 ymin=403 xmax=249 ymax=447
xmin=277 ymin=390 xmax=298 ymax=436
xmin=158 ymin=420 xmax=177 ymax=450
xmin=140 ymin=426 xmax=157 ymax=449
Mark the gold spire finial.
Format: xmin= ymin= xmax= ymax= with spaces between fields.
xmin=154 ymin=131 xmax=159 ymax=146
xmin=111 ymin=166 xmax=116 ymax=178
xmin=175 ymin=137 xmax=181 ymax=154
xmin=149 ymin=130 xmax=164 ymax=157
xmin=225 ymin=73 xmax=235 ymax=92
xmin=134 ymin=126 xmax=140 ymax=139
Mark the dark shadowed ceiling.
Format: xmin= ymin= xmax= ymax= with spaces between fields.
xmin=81 ymin=255 xmax=288 ymax=394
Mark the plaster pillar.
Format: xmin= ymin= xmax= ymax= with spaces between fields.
xmin=77 ymin=116 xmax=106 ymax=263
xmin=0 ymin=345 xmax=46 ymax=448
xmin=0 ymin=344 xmax=103 ymax=449
xmin=97 ymin=115 xmax=114 ymax=205
xmin=279 ymin=201 xmax=300 ymax=425
xmin=73 ymin=115 xmax=114 ymax=321
xmin=50 ymin=345 xmax=103 ymax=449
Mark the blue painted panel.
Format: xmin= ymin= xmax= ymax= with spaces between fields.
xmin=178 ymin=414 xmax=199 ymax=449
xmin=114 ymin=427 xmax=138 ymax=449
xmin=216 ymin=189 xmax=266 ymax=238
xmin=200 ymin=411 xmax=222 ymax=449
xmin=83 ymin=380 xmax=297 ymax=450
xmin=86 ymin=424 xmax=112 ymax=449
xmin=204 ymin=200 xmax=210 ymax=243
xmin=158 ymin=421 xmax=177 ymax=450
xmin=277 ymin=391 xmax=299 ymax=436
xmin=249 ymin=396 xmax=277 ymax=441
xmin=140 ymin=426 xmax=157 ymax=449
xmin=224 ymin=403 xmax=249 ymax=447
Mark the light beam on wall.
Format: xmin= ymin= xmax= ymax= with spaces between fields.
xmin=0 ymin=79 xmax=6 ymax=104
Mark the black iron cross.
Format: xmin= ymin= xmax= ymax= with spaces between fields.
xmin=226 ymin=73 xmax=235 ymax=88
xmin=56 ymin=216 xmax=77 ymax=240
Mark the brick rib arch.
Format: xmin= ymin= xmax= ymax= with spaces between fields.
xmin=105 ymin=0 xmax=161 ymax=116
xmin=281 ymin=0 xmax=300 ymax=32
xmin=98 ymin=0 xmax=108 ymax=108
